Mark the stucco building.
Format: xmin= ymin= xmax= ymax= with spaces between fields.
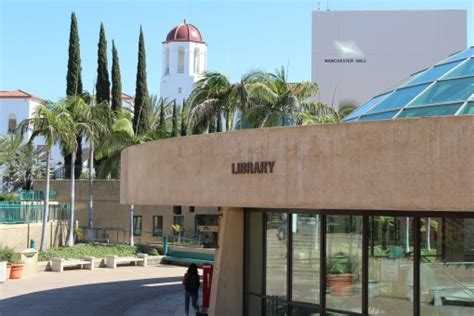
xmin=121 ymin=47 xmax=474 ymax=315
xmin=312 ymin=10 xmax=467 ymax=108
xmin=160 ymin=20 xmax=207 ymax=105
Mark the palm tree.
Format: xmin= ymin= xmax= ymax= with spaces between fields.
xmin=20 ymin=103 xmax=75 ymax=251
xmin=0 ymin=135 xmax=45 ymax=190
xmin=188 ymin=71 xmax=249 ymax=133
xmin=244 ymin=66 xmax=319 ymax=128
xmin=295 ymin=102 xmax=356 ymax=125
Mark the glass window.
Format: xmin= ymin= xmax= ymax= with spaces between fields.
xmin=460 ymin=102 xmax=474 ymax=115
xmin=410 ymin=77 xmax=474 ymax=107
xmin=292 ymin=214 xmax=320 ymax=305
xmin=369 ymin=216 xmax=414 ymax=315
xmin=289 ymin=304 xmax=320 ymax=315
xmin=326 ymin=215 xmax=362 ymax=313
xmin=133 ymin=215 xmax=142 ymax=236
xmin=358 ymin=111 xmax=399 ymax=122
xmin=405 ymin=61 xmax=463 ymax=87
xmin=397 ymin=103 xmax=462 ymax=119
xmin=441 ymin=47 xmax=474 ymax=64
xmin=248 ymin=212 xmax=263 ymax=295
xmin=266 ymin=212 xmax=288 ymax=300
xmin=178 ymin=47 xmax=185 ymax=73
xmin=165 ymin=47 xmax=170 ymax=74
xmin=8 ymin=113 xmax=16 ymax=134
xmin=420 ymin=217 xmax=474 ymax=316
xmin=152 ymin=215 xmax=163 ymax=236
xmin=266 ymin=297 xmax=288 ymax=315
xmin=367 ymin=84 xmax=430 ymax=114
xmin=444 ymin=58 xmax=474 ymax=79
xmin=194 ymin=47 xmax=200 ymax=74
xmin=344 ymin=93 xmax=390 ymax=121
xmin=248 ymin=294 xmax=263 ymax=316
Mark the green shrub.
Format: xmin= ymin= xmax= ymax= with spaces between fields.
xmin=0 ymin=245 xmax=14 ymax=262
xmin=136 ymin=244 xmax=159 ymax=256
xmin=0 ymin=193 xmax=19 ymax=202
xmin=39 ymin=244 xmax=137 ymax=261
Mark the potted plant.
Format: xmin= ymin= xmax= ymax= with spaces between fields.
xmin=327 ymin=252 xmax=357 ymax=296
xmin=0 ymin=245 xmax=14 ymax=281
xmin=171 ymin=224 xmax=184 ymax=243
xmin=9 ymin=257 xmax=24 ymax=279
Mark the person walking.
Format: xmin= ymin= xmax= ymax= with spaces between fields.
xmin=183 ymin=263 xmax=200 ymax=315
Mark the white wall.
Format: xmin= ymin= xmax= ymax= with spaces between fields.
xmin=160 ymin=41 xmax=207 ymax=105
xmin=312 ymin=10 xmax=467 ymax=108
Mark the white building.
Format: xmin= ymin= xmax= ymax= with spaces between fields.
xmin=312 ymin=10 xmax=467 ymax=108
xmin=160 ymin=20 xmax=207 ymax=105
xmin=0 ymin=90 xmax=43 ymax=141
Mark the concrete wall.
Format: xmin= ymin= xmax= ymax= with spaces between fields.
xmin=0 ymin=221 xmax=68 ymax=251
xmin=121 ymin=116 xmax=474 ymax=212
xmin=312 ymin=10 xmax=467 ymax=107
xmin=209 ymin=207 xmax=243 ymax=316
xmin=34 ymin=180 xmax=218 ymax=243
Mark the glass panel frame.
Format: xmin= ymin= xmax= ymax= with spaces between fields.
xmin=404 ymin=60 xmax=463 ymax=87
xmin=397 ymin=103 xmax=462 ymax=119
xmin=366 ymin=84 xmax=430 ymax=114
xmin=409 ymin=76 xmax=474 ymax=107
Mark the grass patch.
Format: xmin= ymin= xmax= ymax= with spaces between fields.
xmin=39 ymin=244 xmax=159 ymax=261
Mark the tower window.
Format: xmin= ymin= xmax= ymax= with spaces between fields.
xmin=178 ymin=87 xmax=182 ymax=93
xmin=194 ymin=47 xmax=200 ymax=74
xmin=165 ymin=47 xmax=170 ymax=74
xmin=177 ymin=47 xmax=185 ymax=73
xmin=8 ymin=113 xmax=17 ymax=134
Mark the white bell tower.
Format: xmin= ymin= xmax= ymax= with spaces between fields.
xmin=160 ymin=20 xmax=207 ymax=106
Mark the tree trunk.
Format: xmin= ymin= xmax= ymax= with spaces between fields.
xmin=88 ymin=140 xmax=95 ymax=243
xmin=427 ymin=218 xmax=431 ymax=252
xmin=129 ymin=204 xmax=134 ymax=246
xmin=67 ymin=149 xmax=76 ymax=247
xmin=405 ymin=217 xmax=410 ymax=253
xmin=40 ymin=150 xmax=51 ymax=251
xmin=381 ymin=224 xmax=387 ymax=251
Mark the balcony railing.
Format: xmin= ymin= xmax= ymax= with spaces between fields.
xmin=0 ymin=203 xmax=69 ymax=224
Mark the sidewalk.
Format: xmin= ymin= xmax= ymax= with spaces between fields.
xmin=0 ymin=264 xmax=196 ymax=316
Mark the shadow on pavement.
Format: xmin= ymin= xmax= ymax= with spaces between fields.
xmin=0 ymin=276 xmax=183 ymax=316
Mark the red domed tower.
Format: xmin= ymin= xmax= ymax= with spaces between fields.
xmin=160 ymin=20 xmax=207 ymax=105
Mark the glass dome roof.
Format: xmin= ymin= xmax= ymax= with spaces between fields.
xmin=344 ymin=47 xmax=474 ymax=122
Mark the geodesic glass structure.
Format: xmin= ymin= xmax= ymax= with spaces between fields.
xmin=344 ymin=47 xmax=474 ymax=122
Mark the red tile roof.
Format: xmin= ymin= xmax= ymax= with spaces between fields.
xmin=0 ymin=90 xmax=45 ymax=102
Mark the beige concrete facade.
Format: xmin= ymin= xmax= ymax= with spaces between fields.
xmin=121 ymin=116 xmax=474 ymax=212
xmin=0 ymin=221 xmax=68 ymax=251
xmin=121 ymin=116 xmax=474 ymax=315
xmin=209 ymin=207 xmax=244 ymax=316
xmin=34 ymin=180 xmax=218 ymax=243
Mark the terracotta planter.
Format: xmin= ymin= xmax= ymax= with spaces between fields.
xmin=10 ymin=264 xmax=24 ymax=279
xmin=6 ymin=263 xmax=11 ymax=281
xmin=328 ymin=273 xmax=354 ymax=296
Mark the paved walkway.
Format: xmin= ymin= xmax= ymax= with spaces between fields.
xmin=0 ymin=264 xmax=198 ymax=316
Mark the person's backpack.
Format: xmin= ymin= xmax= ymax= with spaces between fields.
xmin=184 ymin=273 xmax=200 ymax=293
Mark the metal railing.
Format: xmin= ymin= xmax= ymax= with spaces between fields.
xmin=0 ymin=203 xmax=69 ymax=224
xmin=19 ymin=190 xmax=57 ymax=201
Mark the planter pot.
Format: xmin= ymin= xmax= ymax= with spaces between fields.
xmin=328 ymin=273 xmax=354 ymax=296
xmin=6 ymin=263 xmax=11 ymax=281
xmin=10 ymin=264 xmax=24 ymax=279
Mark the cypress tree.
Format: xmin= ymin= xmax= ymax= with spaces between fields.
xmin=172 ymin=101 xmax=179 ymax=137
xmin=66 ymin=12 xmax=82 ymax=97
xmin=133 ymin=26 xmax=149 ymax=134
xmin=65 ymin=12 xmax=83 ymax=179
xmin=217 ymin=110 xmax=223 ymax=132
xmin=180 ymin=103 xmax=188 ymax=137
xmin=158 ymin=102 xmax=166 ymax=134
xmin=95 ymin=23 xmax=110 ymax=105
xmin=208 ymin=114 xmax=216 ymax=133
xmin=111 ymin=40 xmax=122 ymax=113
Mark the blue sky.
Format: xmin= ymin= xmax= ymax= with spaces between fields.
xmin=1 ymin=0 xmax=473 ymax=100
